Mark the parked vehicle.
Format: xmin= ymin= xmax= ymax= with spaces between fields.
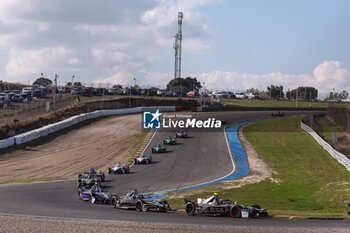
xmin=187 ymin=91 xmax=199 ymax=97
xmin=11 ymin=94 xmax=24 ymax=102
xmin=234 ymin=92 xmax=247 ymax=99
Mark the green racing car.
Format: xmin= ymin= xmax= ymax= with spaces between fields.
xmin=152 ymin=144 xmax=167 ymax=153
xmin=163 ymin=136 xmax=177 ymax=145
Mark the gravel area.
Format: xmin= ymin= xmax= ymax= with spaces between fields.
xmin=0 ymin=215 xmax=348 ymax=233
xmin=0 ymin=114 xmax=142 ymax=181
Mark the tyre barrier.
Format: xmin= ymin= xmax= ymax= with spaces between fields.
xmin=2 ymin=106 xmax=176 ymax=149
xmin=300 ymin=121 xmax=350 ymax=172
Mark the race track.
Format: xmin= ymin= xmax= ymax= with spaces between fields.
xmin=1 ymin=110 xmax=349 ymax=229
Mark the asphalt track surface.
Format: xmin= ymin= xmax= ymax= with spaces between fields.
xmin=0 ymin=110 xmax=349 ymax=228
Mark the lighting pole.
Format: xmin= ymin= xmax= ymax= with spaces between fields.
xmin=54 ymin=74 xmax=58 ymax=114
xmin=72 ymin=75 xmax=75 ymax=87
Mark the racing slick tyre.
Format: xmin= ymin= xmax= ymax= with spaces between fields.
xmin=185 ymin=203 xmax=196 ymax=216
xmin=146 ymin=160 xmax=149 ymax=164
xmin=230 ymin=206 xmax=242 ymax=218
xmin=152 ymin=148 xmax=155 ymax=153
xmin=78 ymin=189 xmax=82 ymax=200
xmin=77 ymin=174 xmax=82 ymax=182
xmin=111 ymin=198 xmax=117 ymax=208
xmin=136 ymin=201 xmax=143 ymax=212
xmin=89 ymin=196 xmax=93 ymax=204
xmin=107 ymin=167 xmax=112 ymax=174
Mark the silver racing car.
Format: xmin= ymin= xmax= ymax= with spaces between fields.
xmin=111 ymin=190 xmax=171 ymax=212
xmin=184 ymin=195 xmax=268 ymax=218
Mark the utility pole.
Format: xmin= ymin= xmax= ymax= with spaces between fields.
xmin=54 ymin=74 xmax=58 ymax=114
xmin=296 ymin=88 xmax=298 ymax=108
xmin=129 ymin=83 xmax=132 ymax=108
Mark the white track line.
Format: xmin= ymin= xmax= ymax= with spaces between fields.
xmin=129 ymin=129 xmax=158 ymax=168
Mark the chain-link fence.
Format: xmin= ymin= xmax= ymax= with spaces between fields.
xmin=327 ymin=103 xmax=350 ymax=133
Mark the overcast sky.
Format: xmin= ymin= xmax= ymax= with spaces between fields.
xmin=0 ymin=0 xmax=349 ymax=97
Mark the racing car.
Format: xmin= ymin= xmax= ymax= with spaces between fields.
xmin=218 ymin=118 xmax=227 ymax=124
xmin=163 ymin=136 xmax=177 ymax=145
xmin=111 ymin=189 xmax=171 ymax=212
xmin=77 ymin=172 xmax=102 ymax=188
xmin=78 ymin=184 xmax=111 ymax=204
xmin=152 ymin=144 xmax=167 ymax=153
xmin=271 ymin=111 xmax=284 ymax=117
xmin=184 ymin=195 xmax=268 ymax=218
xmin=108 ymin=162 xmax=130 ymax=174
xmin=134 ymin=154 xmax=152 ymax=164
xmin=175 ymin=131 xmax=188 ymax=138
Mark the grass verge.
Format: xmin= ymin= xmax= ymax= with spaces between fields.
xmin=0 ymin=178 xmax=60 ymax=185
xmin=167 ymin=117 xmax=350 ymax=217
xmin=220 ymin=99 xmax=342 ymax=108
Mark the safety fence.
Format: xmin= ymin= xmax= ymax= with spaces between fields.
xmin=0 ymin=106 xmax=175 ymax=149
xmin=300 ymin=120 xmax=350 ymax=172
xmin=327 ymin=105 xmax=350 ymax=133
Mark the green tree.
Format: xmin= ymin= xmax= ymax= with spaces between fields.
xmin=73 ymin=82 xmax=82 ymax=87
xmin=166 ymin=77 xmax=202 ymax=92
xmin=267 ymin=85 xmax=284 ymax=100
xmin=33 ymin=77 xmax=52 ymax=86
xmin=113 ymin=84 xmax=123 ymax=89
xmin=286 ymin=87 xmax=318 ymax=101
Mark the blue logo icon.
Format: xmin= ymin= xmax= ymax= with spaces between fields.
xmin=143 ymin=110 xmax=161 ymax=129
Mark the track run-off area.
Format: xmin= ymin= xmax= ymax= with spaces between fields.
xmin=0 ymin=110 xmax=349 ymax=230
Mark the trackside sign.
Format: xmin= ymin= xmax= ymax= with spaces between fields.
xmin=143 ymin=109 xmax=222 ymax=129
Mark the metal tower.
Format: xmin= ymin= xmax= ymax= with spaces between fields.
xmin=173 ymin=12 xmax=183 ymax=79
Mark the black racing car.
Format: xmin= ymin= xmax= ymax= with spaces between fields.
xmin=111 ymin=190 xmax=171 ymax=212
xmin=271 ymin=111 xmax=284 ymax=117
xmin=78 ymin=184 xmax=111 ymax=204
xmin=175 ymin=131 xmax=188 ymax=138
xmin=77 ymin=172 xmax=103 ymax=188
xmin=184 ymin=196 xmax=268 ymax=218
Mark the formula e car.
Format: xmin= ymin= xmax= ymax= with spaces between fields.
xmin=134 ymin=154 xmax=152 ymax=164
xmin=111 ymin=190 xmax=171 ymax=212
xmin=77 ymin=173 xmax=102 ymax=188
xmin=184 ymin=196 xmax=268 ymax=218
xmin=271 ymin=111 xmax=284 ymax=117
xmin=175 ymin=131 xmax=188 ymax=138
xmin=152 ymin=144 xmax=167 ymax=153
xmin=78 ymin=184 xmax=111 ymax=204
xmin=218 ymin=119 xmax=227 ymax=124
xmin=108 ymin=162 xmax=130 ymax=174
xmin=163 ymin=136 xmax=177 ymax=145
